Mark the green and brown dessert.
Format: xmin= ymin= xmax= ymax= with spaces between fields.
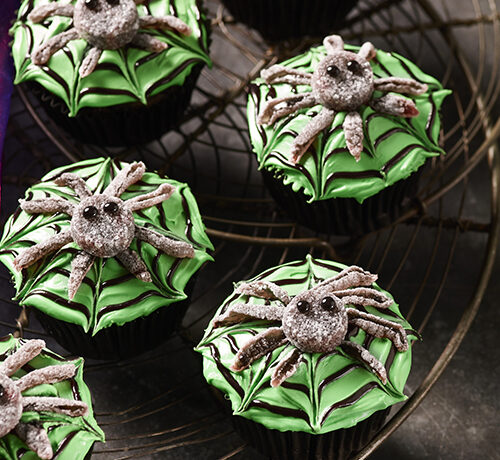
xmin=197 ymin=256 xmax=417 ymax=459
xmin=0 ymin=158 xmax=213 ymax=359
xmin=10 ymin=0 xmax=211 ymax=146
xmin=248 ymin=35 xmax=451 ymax=234
xmin=0 ymin=336 xmax=104 ymax=460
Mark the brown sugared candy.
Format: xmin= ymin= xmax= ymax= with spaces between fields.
xmin=14 ymin=161 xmax=195 ymax=299
xmin=213 ymin=266 xmax=409 ymax=387
xmin=258 ymin=34 xmax=428 ymax=163
xmin=0 ymin=340 xmax=88 ymax=460
xmin=28 ymin=0 xmax=192 ymax=78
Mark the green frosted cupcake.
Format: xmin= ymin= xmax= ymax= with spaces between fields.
xmin=0 ymin=336 xmax=104 ymax=459
xmin=197 ymin=256 xmax=417 ymax=459
xmin=0 ymin=158 xmax=213 ymax=359
xmin=10 ymin=0 xmax=211 ymax=146
xmin=248 ymin=35 xmax=451 ymax=234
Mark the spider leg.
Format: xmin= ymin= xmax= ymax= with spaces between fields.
xmin=13 ymin=230 xmax=73 ymax=271
xmin=19 ymin=197 xmax=74 ymax=216
xmin=271 ymin=348 xmax=302 ymax=387
xmin=135 ymin=226 xmax=195 ymax=258
xmin=358 ymin=41 xmax=376 ymax=61
xmin=323 ymin=35 xmax=344 ymax=54
xmin=31 ymin=28 xmax=79 ymax=66
xmin=316 ymin=266 xmax=378 ymax=292
xmin=15 ymin=423 xmax=52 ymax=460
xmin=79 ymin=47 xmax=103 ymax=78
xmin=260 ymin=64 xmax=312 ymax=85
xmin=125 ymin=183 xmax=176 ymax=212
xmin=235 ymin=280 xmax=291 ymax=305
xmin=23 ymin=397 xmax=88 ymax=417
xmin=16 ymin=364 xmax=76 ymax=393
xmin=0 ymin=340 xmax=45 ymax=377
xmin=131 ymin=33 xmax=169 ymax=52
xmin=347 ymin=309 xmax=408 ymax=351
xmin=28 ymin=3 xmax=74 ymax=23
xmin=258 ymin=93 xmax=317 ymax=126
xmin=343 ymin=111 xmax=364 ymax=161
xmin=231 ymin=327 xmax=287 ymax=372
xmin=213 ymin=303 xmax=286 ymax=328
xmin=116 ymin=248 xmax=152 ymax=283
xmin=68 ymin=252 xmax=95 ymax=300
xmin=103 ymin=161 xmax=145 ymax=197
xmin=290 ymin=108 xmax=336 ymax=163
xmin=340 ymin=340 xmax=387 ymax=383
xmin=54 ymin=173 xmax=92 ymax=199
xmin=335 ymin=287 xmax=393 ymax=310
xmin=374 ymin=77 xmax=428 ymax=95
xmin=370 ymin=93 xmax=419 ymax=118
xmin=139 ymin=16 xmax=192 ymax=36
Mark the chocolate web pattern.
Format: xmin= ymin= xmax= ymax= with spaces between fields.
xmin=199 ymin=258 xmax=418 ymax=431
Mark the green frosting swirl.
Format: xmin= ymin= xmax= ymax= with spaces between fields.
xmin=0 ymin=335 xmax=104 ymax=460
xmin=0 ymin=158 xmax=213 ymax=334
xmin=11 ymin=0 xmax=211 ymax=116
xmin=248 ymin=43 xmax=451 ymax=203
xmin=197 ymin=256 xmax=417 ymax=434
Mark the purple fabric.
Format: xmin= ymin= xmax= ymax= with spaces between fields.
xmin=0 ymin=0 xmax=17 ymax=208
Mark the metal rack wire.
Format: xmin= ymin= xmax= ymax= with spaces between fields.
xmin=1 ymin=0 xmax=499 ymax=458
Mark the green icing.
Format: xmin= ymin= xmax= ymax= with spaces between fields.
xmin=248 ymin=43 xmax=451 ymax=203
xmin=196 ymin=256 xmax=417 ymax=434
xmin=11 ymin=0 xmax=211 ymax=116
xmin=0 ymin=158 xmax=213 ymax=334
xmin=0 ymin=335 xmax=104 ymax=460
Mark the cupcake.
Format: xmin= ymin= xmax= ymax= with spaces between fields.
xmin=0 ymin=336 xmax=104 ymax=459
xmin=0 ymin=158 xmax=213 ymax=359
xmin=221 ymin=0 xmax=358 ymax=42
xmin=196 ymin=256 xmax=417 ymax=459
xmin=10 ymin=0 xmax=211 ymax=146
xmin=248 ymin=35 xmax=451 ymax=235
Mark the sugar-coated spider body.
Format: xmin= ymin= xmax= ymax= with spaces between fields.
xmin=28 ymin=0 xmax=192 ymax=77
xmin=0 ymin=340 xmax=87 ymax=460
xmin=14 ymin=161 xmax=195 ymax=299
xmin=258 ymin=35 xmax=428 ymax=163
xmin=213 ymin=266 xmax=409 ymax=387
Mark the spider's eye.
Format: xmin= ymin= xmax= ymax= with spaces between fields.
xmin=103 ymin=202 xmax=119 ymax=214
xmin=83 ymin=206 xmax=98 ymax=219
xmin=326 ymin=65 xmax=340 ymax=78
xmin=106 ymin=0 xmax=119 ymax=5
xmin=85 ymin=0 xmax=99 ymax=10
xmin=0 ymin=384 xmax=4 ymax=399
xmin=321 ymin=296 xmax=337 ymax=311
xmin=347 ymin=60 xmax=362 ymax=74
xmin=296 ymin=300 xmax=311 ymax=314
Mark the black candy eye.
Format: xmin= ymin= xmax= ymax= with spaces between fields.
xmin=347 ymin=60 xmax=361 ymax=74
xmin=297 ymin=300 xmax=311 ymax=314
xmin=83 ymin=206 xmax=98 ymax=219
xmin=85 ymin=0 xmax=99 ymax=10
xmin=326 ymin=65 xmax=340 ymax=77
xmin=106 ymin=0 xmax=119 ymax=5
xmin=103 ymin=202 xmax=119 ymax=214
xmin=321 ymin=296 xmax=337 ymax=311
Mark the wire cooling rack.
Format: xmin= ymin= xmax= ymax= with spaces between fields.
xmin=1 ymin=0 xmax=500 ymax=458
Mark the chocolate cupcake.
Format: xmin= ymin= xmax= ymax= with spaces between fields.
xmin=248 ymin=35 xmax=451 ymax=235
xmin=221 ymin=0 xmax=358 ymax=42
xmin=10 ymin=0 xmax=211 ymax=146
xmin=0 ymin=336 xmax=104 ymax=459
xmin=0 ymin=158 xmax=213 ymax=359
xmin=197 ymin=256 xmax=418 ymax=459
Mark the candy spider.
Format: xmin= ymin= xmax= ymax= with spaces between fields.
xmin=13 ymin=161 xmax=194 ymax=299
xmin=28 ymin=0 xmax=192 ymax=77
xmin=258 ymin=34 xmax=428 ymax=163
xmin=0 ymin=339 xmax=87 ymax=460
xmin=213 ymin=266 xmax=408 ymax=387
